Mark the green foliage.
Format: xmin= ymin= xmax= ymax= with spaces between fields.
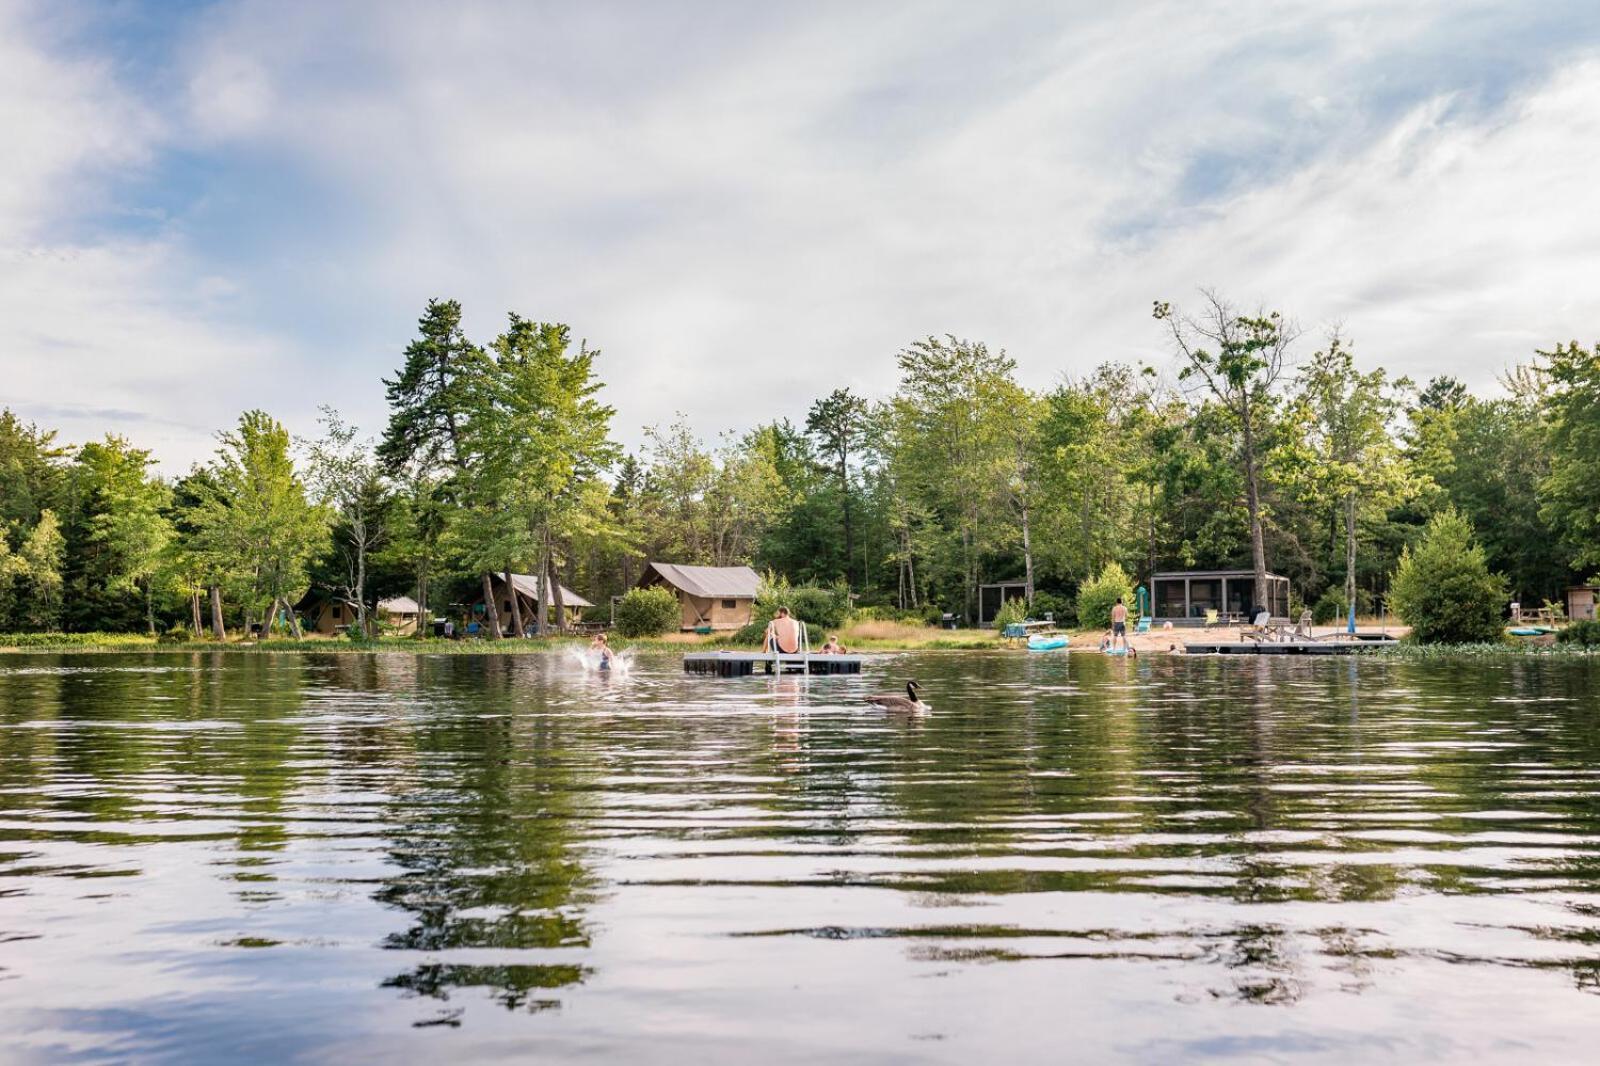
xmin=1539 ymin=341 xmax=1600 ymax=569
xmin=992 ymin=597 xmax=1028 ymax=631
xmin=1076 ymin=562 xmax=1134 ymax=630
xmin=732 ymin=576 xmax=851 ymax=644
xmin=1311 ymin=586 xmax=1374 ymax=626
xmin=613 ymin=586 xmax=679 ymax=637
xmin=0 ymin=630 xmax=154 ymax=648
xmin=1030 ymin=590 xmax=1074 ymax=625
xmin=1388 ymin=509 xmax=1506 ymax=644
xmin=1557 ymin=620 xmax=1600 ymax=646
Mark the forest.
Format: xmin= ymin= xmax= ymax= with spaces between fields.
xmin=2 ymin=291 xmax=1598 ymax=639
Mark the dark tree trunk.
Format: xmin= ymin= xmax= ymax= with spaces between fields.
xmin=505 ymin=567 xmax=524 ymax=637
xmin=209 ymin=585 xmax=225 ymax=640
xmin=481 ymin=572 xmax=503 ymax=639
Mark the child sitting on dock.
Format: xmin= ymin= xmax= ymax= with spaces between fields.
xmin=818 ymin=635 xmax=848 ymax=654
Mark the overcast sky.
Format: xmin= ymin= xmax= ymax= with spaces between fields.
xmin=4 ymin=0 xmax=1599 ymax=471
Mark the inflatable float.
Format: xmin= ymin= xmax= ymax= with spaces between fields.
xmin=1027 ymin=635 xmax=1068 ymax=651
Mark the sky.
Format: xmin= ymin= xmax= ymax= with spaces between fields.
xmin=4 ymin=0 xmax=1600 ymax=472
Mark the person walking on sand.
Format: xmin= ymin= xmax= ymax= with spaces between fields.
xmin=764 ymin=607 xmax=802 ymax=655
xmin=1110 ymin=598 xmax=1129 ymax=653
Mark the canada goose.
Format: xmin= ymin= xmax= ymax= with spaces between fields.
xmin=866 ymin=680 xmax=926 ymax=712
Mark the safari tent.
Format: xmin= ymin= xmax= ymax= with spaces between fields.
xmin=637 ymin=562 xmax=760 ymax=631
xmin=469 ymin=573 xmax=594 ymax=634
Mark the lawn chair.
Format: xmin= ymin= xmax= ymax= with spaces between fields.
xmin=1136 ymin=616 xmax=1152 ymax=634
xmin=1204 ymin=609 xmax=1220 ymax=629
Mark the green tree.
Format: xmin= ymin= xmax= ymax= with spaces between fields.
xmin=1285 ymin=336 xmax=1413 ymax=620
xmin=379 ymin=298 xmax=481 ymax=476
xmin=65 ymin=437 xmax=173 ymax=634
xmin=15 ymin=510 xmax=65 ymax=631
xmin=806 ymin=388 xmax=869 ymax=584
xmin=304 ymin=408 xmax=390 ymax=637
xmin=190 ymin=411 xmax=327 ymax=638
xmin=888 ymin=336 xmax=1021 ymax=623
xmin=1539 ymin=341 xmax=1600 ymax=568
xmin=457 ymin=316 xmax=619 ymax=636
xmin=0 ymin=409 xmax=65 ymax=536
xmin=1155 ymin=292 xmax=1295 ymax=610
xmin=1388 ymin=509 xmax=1506 ymax=644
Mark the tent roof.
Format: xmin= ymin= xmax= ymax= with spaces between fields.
xmin=378 ymin=596 xmax=422 ymax=615
xmin=494 ymin=573 xmax=595 ymax=609
xmin=640 ymin=562 xmax=761 ymax=599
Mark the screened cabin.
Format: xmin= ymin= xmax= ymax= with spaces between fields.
xmin=1150 ymin=569 xmax=1290 ymax=624
xmin=1569 ymin=585 xmax=1600 ymax=622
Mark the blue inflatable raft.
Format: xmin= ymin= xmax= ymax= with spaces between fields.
xmin=1027 ymin=635 xmax=1068 ymax=651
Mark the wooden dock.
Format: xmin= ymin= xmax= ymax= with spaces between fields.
xmin=1183 ymin=637 xmax=1398 ymax=655
xmin=683 ymin=652 xmax=865 ymax=676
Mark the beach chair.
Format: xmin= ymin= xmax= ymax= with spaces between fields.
xmin=1136 ymin=616 xmax=1151 ymax=634
xmin=1204 ymin=609 xmax=1219 ymax=629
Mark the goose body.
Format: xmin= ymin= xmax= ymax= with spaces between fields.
xmin=866 ymin=680 xmax=927 ymax=712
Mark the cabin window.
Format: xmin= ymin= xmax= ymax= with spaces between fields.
xmin=332 ymin=604 xmax=342 ymax=621
xmin=722 ymin=599 xmax=737 ymax=609
xmin=503 ymin=601 xmax=512 ymax=615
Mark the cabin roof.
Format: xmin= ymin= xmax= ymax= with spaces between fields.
xmin=639 ymin=562 xmax=761 ymax=599
xmin=491 ymin=573 xmax=596 ymax=609
xmin=378 ymin=596 xmax=422 ymax=615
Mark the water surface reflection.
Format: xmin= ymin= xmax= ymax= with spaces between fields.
xmin=3 ymin=650 xmax=1600 ymax=1061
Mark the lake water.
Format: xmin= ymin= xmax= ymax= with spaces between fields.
xmin=3 ymin=650 xmax=1600 ymax=1063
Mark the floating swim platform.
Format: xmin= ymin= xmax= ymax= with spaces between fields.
xmin=1182 ymin=637 xmax=1398 ymax=655
xmin=682 ymin=652 xmax=865 ymax=676
xmin=1027 ymin=636 xmax=1068 ymax=651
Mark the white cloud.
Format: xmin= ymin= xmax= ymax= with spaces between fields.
xmin=3 ymin=0 xmax=1599 ymax=470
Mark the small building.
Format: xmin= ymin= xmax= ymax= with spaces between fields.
xmin=1568 ymin=585 xmax=1600 ymax=622
xmin=376 ymin=596 xmax=425 ymax=636
xmin=469 ymin=573 xmax=595 ymax=634
xmin=1151 ymin=569 xmax=1291 ymax=623
xmin=637 ymin=562 xmax=760 ymax=631
xmin=298 ymin=593 xmax=426 ymax=636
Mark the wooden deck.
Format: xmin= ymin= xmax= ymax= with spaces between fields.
xmin=683 ymin=652 xmax=865 ymax=676
xmin=1183 ymin=636 xmax=1398 ymax=655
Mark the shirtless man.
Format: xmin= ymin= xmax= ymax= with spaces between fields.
xmin=1110 ymin=598 xmax=1129 ymax=652
xmin=764 ymin=607 xmax=802 ymax=654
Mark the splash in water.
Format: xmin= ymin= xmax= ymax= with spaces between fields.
xmin=564 ymin=645 xmax=633 ymax=676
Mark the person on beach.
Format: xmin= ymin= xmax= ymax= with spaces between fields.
xmin=764 ymin=607 xmax=802 ymax=654
xmin=1110 ymin=598 xmax=1129 ymax=652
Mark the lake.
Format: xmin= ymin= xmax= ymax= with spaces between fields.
xmin=3 ymin=650 xmax=1600 ymax=1063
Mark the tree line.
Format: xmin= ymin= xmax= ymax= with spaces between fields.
xmin=2 ymin=291 xmax=1597 ymax=638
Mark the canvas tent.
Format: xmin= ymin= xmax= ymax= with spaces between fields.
xmin=637 ymin=562 xmax=760 ymax=630
xmin=469 ymin=573 xmax=595 ymax=634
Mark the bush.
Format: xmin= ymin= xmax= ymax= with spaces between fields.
xmin=1558 ymin=620 xmax=1600 ymax=646
xmin=993 ymin=597 xmax=1029 ymax=631
xmin=1312 ymin=587 xmax=1375 ymax=626
xmin=0 ymin=631 xmax=155 ymax=648
xmin=1030 ymin=590 xmax=1073 ymax=625
xmin=1075 ymin=562 xmax=1135 ymax=630
xmin=613 ymin=587 xmax=680 ymax=637
xmin=1388 ymin=509 xmax=1507 ymax=644
xmin=732 ymin=576 xmax=852 ymax=645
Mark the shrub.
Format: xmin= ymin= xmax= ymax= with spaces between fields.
xmin=732 ymin=576 xmax=852 ymax=645
xmin=1388 ymin=509 xmax=1507 ymax=644
xmin=614 ymin=587 xmax=680 ymax=637
xmin=1312 ymin=587 xmax=1374 ymax=626
xmin=1030 ymin=590 xmax=1072 ymax=624
xmin=993 ymin=597 xmax=1029 ymax=631
xmin=1558 ymin=620 xmax=1600 ymax=646
xmin=1075 ymin=562 xmax=1135 ymax=630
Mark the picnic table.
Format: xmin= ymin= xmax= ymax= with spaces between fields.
xmin=1002 ymin=620 xmax=1058 ymax=644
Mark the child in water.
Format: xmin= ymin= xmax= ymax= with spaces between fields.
xmin=590 ymin=633 xmax=615 ymax=671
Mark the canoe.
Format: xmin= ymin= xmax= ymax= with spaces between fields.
xmin=1507 ymin=626 xmax=1555 ymax=636
xmin=1027 ymin=636 xmax=1068 ymax=651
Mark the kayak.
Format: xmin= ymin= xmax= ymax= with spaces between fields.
xmin=1507 ymin=626 xmax=1555 ymax=636
xmin=1027 ymin=636 xmax=1068 ymax=651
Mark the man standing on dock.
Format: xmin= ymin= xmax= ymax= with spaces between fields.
xmin=1110 ymin=598 xmax=1129 ymax=653
xmin=764 ymin=607 xmax=802 ymax=654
